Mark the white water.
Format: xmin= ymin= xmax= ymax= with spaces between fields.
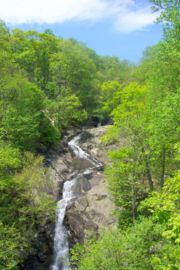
xmin=51 ymin=133 xmax=102 ymax=270
xmin=69 ymin=134 xmax=102 ymax=169
xmin=51 ymin=180 xmax=75 ymax=270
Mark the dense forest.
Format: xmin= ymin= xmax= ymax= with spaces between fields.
xmin=0 ymin=13 xmax=132 ymax=270
xmin=0 ymin=0 xmax=179 ymax=269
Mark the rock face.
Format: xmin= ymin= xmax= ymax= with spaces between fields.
xmin=23 ymin=126 xmax=116 ymax=269
xmin=63 ymin=126 xmax=116 ymax=244
xmin=50 ymin=126 xmax=116 ymax=245
xmin=21 ymin=221 xmax=54 ymax=270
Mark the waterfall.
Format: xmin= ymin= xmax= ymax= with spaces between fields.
xmin=51 ymin=133 xmax=102 ymax=270
xmin=51 ymin=180 xmax=74 ymax=270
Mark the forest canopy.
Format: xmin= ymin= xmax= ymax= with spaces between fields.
xmin=71 ymin=0 xmax=180 ymax=269
xmin=0 ymin=18 xmax=132 ymax=269
xmin=0 ymin=0 xmax=179 ymax=269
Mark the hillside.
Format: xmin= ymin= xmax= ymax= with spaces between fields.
xmin=0 ymin=1 xmax=179 ymax=269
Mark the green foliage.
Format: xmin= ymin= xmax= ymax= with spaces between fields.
xmin=139 ymin=170 xmax=180 ymax=270
xmin=100 ymin=80 xmax=123 ymax=118
xmin=0 ymin=76 xmax=44 ymax=150
xmin=141 ymin=170 xmax=180 ymax=242
xmin=151 ymin=0 xmax=180 ymax=32
xmin=101 ymin=125 xmax=120 ymax=145
xmin=72 ymin=219 xmax=178 ymax=270
xmin=0 ymin=21 xmax=131 ymax=268
xmin=0 ymin=1 xmax=179 ymax=267
xmin=0 ymin=153 xmax=55 ymax=268
xmin=47 ymin=92 xmax=87 ymax=131
xmin=72 ymin=2 xmax=180 ymax=269
xmin=148 ymin=90 xmax=180 ymax=150
xmin=139 ymin=41 xmax=179 ymax=97
xmin=38 ymin=114 xmax=60 ymax=147
xmin=0 ymin=145 xmax=22 ymax=176
xmin=106 ymin=147 xmax=146 ymax=227
xmin=47 ymin=41 xmax=97 ymax=111
xmin=14 ymin=153 xmax=56 ymax=221
xmin=97 ymin=56 xmax=133 ymax=83
xmin=0 ymin=222 xmax=29 ymax=270
xmin=111 ymin=82 xmax=148 ymax=128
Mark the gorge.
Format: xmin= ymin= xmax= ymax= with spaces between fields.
xmin=1 ymin=5 xmax=179 ymax=267
xmin=49 ymin=127 xmax=115 ymax=270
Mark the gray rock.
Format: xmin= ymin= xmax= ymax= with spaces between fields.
xmin=75 ymin=197 xmax=89 ymax=212
xmin=77 ymin=176 xmax=91 ymax=192
xmin=32 ymin=125 xmax=117 ymax=268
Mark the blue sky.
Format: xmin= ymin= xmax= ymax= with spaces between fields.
xmin=0 ymin=0 xmax=163 ymax=63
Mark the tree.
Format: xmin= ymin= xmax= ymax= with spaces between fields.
xmin=100 ymin=80 xmax=123 ymax=120
xmin=0 ymin=145 xmax=22 ymax=176
xmin=110 ymin=82 xmax=154 ymax=191
xmin=12 ymin=29 xmax=59 ymax=90
xmin=147 ymin=90 xmax=180 ymax=186
xmin=140 ymin=169 xmax=180 ymax=269
xmin=72 ymin=219 xmax=169 ymax=270
xmin=0 ymin=74 xmax=45 ymax=150
xmin=0 ymin=153 xmax=56 ymax=269
xmin=0 ymin=222 xmax=29 ymax=270
xmin=45 ymin=92 xmax=88 ymax=132
xmin=47 ymin=40 xmax=99 ymax=115
xmin=151 ymin=0 xmax=180 ymax=32
xmin=106 ymin=147 xmax=145 ymax=227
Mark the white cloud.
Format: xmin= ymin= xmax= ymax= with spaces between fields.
xmin=0 ymin=0 xmax=158 ymax=32
xmin=115 ymin=8 xmax=158 ymax=32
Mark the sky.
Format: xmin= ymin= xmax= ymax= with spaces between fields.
xmin=0 ymin=0 xmax=163 ymax=63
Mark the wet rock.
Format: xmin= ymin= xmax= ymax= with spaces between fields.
xmin=65 ymin=208 xmax=98 ymax=244
xmin=79 ymin=131 xmax=93 ymax=143
xmin=64 ymin=152 xmax=73 ymax=166
xmin=77 ymin=176 xmax=91 ymax=192
xmin=71 ymin=157 xmax=93 ymax=170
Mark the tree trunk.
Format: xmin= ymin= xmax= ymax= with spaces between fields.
xmin=131 ymin=181 xmax=136 ymax=223
xmin=142 ymin=148 xmax=153 ymax=191
xmin=160 ymin=147 xmax=166 ymax=188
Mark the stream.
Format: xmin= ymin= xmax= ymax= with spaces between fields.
xmin=50 ymin=133 xmax=102 ymax=270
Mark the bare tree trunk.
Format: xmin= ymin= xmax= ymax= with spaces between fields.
xmin=142 ymin=148 xmax=153 ymax=191
xmin=145 ymin=155 xmax=153 ymax=191
xmin=160 ymin=147 xmax=166 ymax=188
xmin=131 ymin=181 xmax=136 ymax=223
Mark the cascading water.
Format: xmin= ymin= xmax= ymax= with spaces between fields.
xmin=51 ymin=180 xmax=74 ymax=270
xmin=51 ymin=133 xmax=102 ymax=270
